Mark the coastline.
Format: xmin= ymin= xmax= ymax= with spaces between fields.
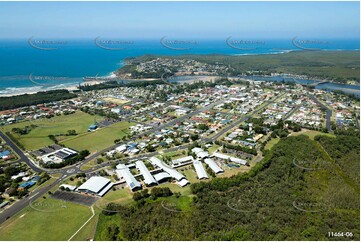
xmin=1 ymin=50 xmax=360 ymax=97
xmin=0 ymin=79 xmax=105 ymax=97
xmin=0 ymin=71 xmax=120 ymax=97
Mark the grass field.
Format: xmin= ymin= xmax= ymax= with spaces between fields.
xmin=80 ymin=158 xmax=105 ymax=171
xmin=99 ymin=188 xmax=134 ymax=206
xmin=221 ymin=164 xmax=253 ymax=177
xmin=291 ymin=129 xmax=335 ymax=140
xmin=70 ymin=207 xmax=101 ymax=241
xmin=0 ymin=112 xmax=103 ymax=151
xmin=0 ymin=197 xmax=92 ymax=241
xmin=102 ymin=97 xmax=129 ymax=105
xmin=207 ymin=144 xmax=220 ymax=153
xmin=61 ymin=121 xmax=134 ymax=153
xmin=265 ymin=137 xmax=280 ymax=150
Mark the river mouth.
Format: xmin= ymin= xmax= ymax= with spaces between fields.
xmin=170 ymin=74 xmax=360 ymax=97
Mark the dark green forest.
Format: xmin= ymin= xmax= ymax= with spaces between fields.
xmin=0 ymin=90 xmax=77 ymax=111
xmin=95 ymin=133 xmax=359 ymax=241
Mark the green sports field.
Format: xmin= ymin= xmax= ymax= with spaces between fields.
xmin=0 ymin=197 xmax=92 ymax=241
xmin=0 ymin=112 xmax=104 ymax=151
xmin=60 ymin=121 xmax=134 ymax=153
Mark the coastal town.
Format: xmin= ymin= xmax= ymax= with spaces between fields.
xmin=0 ymin=0 xmax=359 ymax=240
xmin=0 ymin=70 xmax=359 ymax=225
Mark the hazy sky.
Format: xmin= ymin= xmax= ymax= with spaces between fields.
xmin=0 ymin=1 xmax=359 ymax=39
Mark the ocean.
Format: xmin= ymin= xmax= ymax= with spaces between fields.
xmin=0 ymin=38 xmax=359 ymax=95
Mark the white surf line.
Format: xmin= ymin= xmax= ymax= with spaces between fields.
xmin=68 ymin=206 xmax=95 ymax=241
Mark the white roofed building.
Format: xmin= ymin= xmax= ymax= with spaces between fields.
xmin=204 ymin=158 xmax=224 ymax=174
xmin=135 ymin=160 xmax=157 ymax=186
xmin=149 ymin=157 xmax=186 ymax=181
xmin=193 ymin=160 xmax=208 ymax=180
xmin=192 ymin=147 xmax=209 ymax=159
xmin=153 ymin=172 xmax=172 ymax=183
xmin=177 ymin=179 xmax=190 ymax=187
xmin=149 ymin=157 xmax=189 ymax=186
xmin=212 ymin=152 xmax=248 ymax=166
xmin=77 ymin=176 xmax=114 ymax=196
xmin=116 ymin=164 xmax=142 ymax=191
xmin=171 ymin=156 xmax=194 ymax=167
xmin=230 ymin=157 xmax=248 ymax=165
xmin=212 ymin=152 xmax=230 ymax=160
xmin=116 ymin=144 xmax=127 ymax=153
xmin=59 ymin=184 xmax=77 ymax=191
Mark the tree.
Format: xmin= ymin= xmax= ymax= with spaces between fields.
xmin=67 ymin=130 xmax=77 ymax=136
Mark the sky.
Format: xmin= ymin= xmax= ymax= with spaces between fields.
xmin=0 ymin=1 xmax=359 ymax=39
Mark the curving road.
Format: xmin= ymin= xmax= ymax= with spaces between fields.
xmin=0 ymin=93 xmax=281 ymax=224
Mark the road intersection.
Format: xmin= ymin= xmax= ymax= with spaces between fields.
xmin=0 ymin=92 xmax=284 ymax=224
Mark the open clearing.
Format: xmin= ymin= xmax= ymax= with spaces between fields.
xmin=0 ymin=112 xmax=103 ymax=151
xmin=291 ymin=129 xmax=335 ymax=140
xmin=61 ymin=121 xmax=134 ymax=153
xmin=0 ymin=197 xmax=91 ymax=241
xmin=102 ymin=97 xmax=130 ymax=105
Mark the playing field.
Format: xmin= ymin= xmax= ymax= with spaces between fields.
xmin=0 ymin=197 xmax=92 ymax=241
xmin=97 ymin=188 xmax=134 ymax=206
xmin=60 ymin=121 xmax=134 ymax=153
xmin=0 ymin=112 xmax=103 ymax=151
xmin=102 ymin=97 xmax=129 ymax=105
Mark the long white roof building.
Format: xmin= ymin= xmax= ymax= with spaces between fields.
xmin=212 ymin=152 xmax=248 ymax=165
xmin=204 ymin=158 xmax=224 ymax=174
xmin=77 ymin=176 xmax=114 ymax=196
xmin=171 ymin=156 xmax=193 ymax=167
xmin=149 ymin=157 xmax=185 ymax=181
xmin=116 ymin=164 xmax=142 ymax=191
xmin=192 ymin=147 xmax=209 ymax=159
xmin=193 ymin=160 xmax=208 ymax=180
xmin=135 ymin=160 xmax=157 ymax=186
xmin=153 ymin=172 xmax=172 ymax=182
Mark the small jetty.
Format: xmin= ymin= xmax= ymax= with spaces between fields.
xmin=304 ymin=81 xmax=330 ymax=87
xmin=83 ymin=76 xmax=121 ymax=82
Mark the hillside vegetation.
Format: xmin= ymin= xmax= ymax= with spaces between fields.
xmin=118 ymin=51 xmax=360 ymax=83
xmin=95 ymin=133 xmax=360 ymax=240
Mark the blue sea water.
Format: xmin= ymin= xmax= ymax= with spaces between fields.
xmin=0 ymin=38 xmax=359 ymax=95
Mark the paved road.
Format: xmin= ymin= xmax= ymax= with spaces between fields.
xmin=307 ymin=94 xmax=332 ymax=131
xmin=0 ymin=175 xmax=66 ymax=224
xmin=0 ymin=93 xmax=279 ymax=224
xmin=0 ymin=132 xmax=43 ymax=173
xmin=0 ymin=131 xmax=67 ymax=223
xmin=283 ymin=106 xmax=300 ymax=121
